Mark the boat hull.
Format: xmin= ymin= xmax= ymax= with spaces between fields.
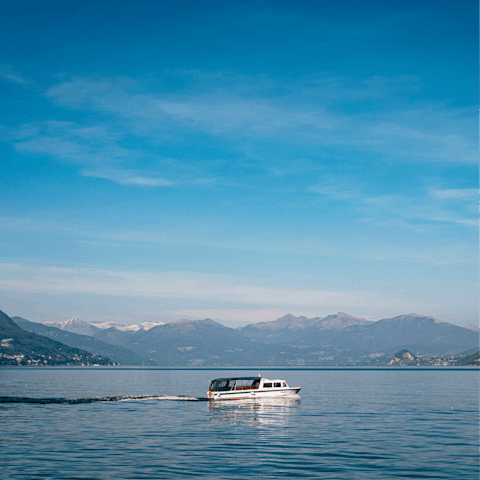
xmin=207 ymin=387 xmax=301 ymax=401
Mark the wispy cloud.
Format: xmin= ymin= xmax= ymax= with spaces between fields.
xmin=45 ymin=73 xmax=477 ymax=165
xmin=81 ymin=169 xmax=176 ymax=187
xmin=308 ymin=175 xmax=359 ymax=199
xmin=12 ymin=120 xmax=129 ymax=164
xmin=307 ymin=173 xmax=477 ymax=231
xmin=3 ymin=71 xmax=477 ymax=219
xmin=1 ymin=70 xmax=474 ymax=199
xmin=7 ymin=120 xmax=213 ymax=187
xmin=46 ymin=78 xmax=338 ymax=140
xmin=1 ymin=214 xmax=476 ymax=266
xmin=0 ymin=65 xmax=29 ymax=85
xmin=0 ymin=263 xmax=400 ymax=309
xmin=430 ymin=188 xmax=477 ymax=200
xmin=359 ymin=187 xmax=478 ymax=229
xmin=357 ymin=107 xmax=478 ymax=164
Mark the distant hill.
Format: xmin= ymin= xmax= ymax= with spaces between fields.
xmin=93 ymin=312 xmax=479 ymax=365
xmin=12 ymin=317 xmax=154 ymax=365
xmin=90 ymin=320 xmax=165 ymax=331
xmin=363 ymin=349 xmax=421 ymax=366
xmin=239 ymin=313 xmax=314 ymax=333
xmin=294 ymin=313 xmax=373 ymax=346
xmin=4 ymin=309 xmax=478 ymax=366
xmin=385 ymin=349 xmax=419 ymax=366
xmin=455 ymin=348 xmax=480 ymax=366
xmin=465 ymin=324 xmax=480 ymax=332
xmin=43 ymin=317 xmax=165 ymax=334
xmin=42 ymin=317 xmax=101 ymax=336
xmin=95 ymin=318 xmax=272 ymax=365
xmin=0 ymin=310 xmax=113 ymax=366
xmin=238 ymin=313 xmax=316 ymax=343
xmin=353 ymin=347 xmax=480 ymax=366
xmin=92 ymin=326 xmax=137 ymax=347
xmin=239 ymin=312 xmax=371 ymax=344
xmin=322 ymin=314 xmax=479 ymax=355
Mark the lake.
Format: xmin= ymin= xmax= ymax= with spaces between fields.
xmin=0 ymin=367 xmax=478 ymax=479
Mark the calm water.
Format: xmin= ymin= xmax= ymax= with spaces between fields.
xmin=0 ymin=368 xmax=478 ymax=479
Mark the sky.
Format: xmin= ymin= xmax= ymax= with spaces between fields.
xmin=0 ymin=0 xmax=478 ymax=328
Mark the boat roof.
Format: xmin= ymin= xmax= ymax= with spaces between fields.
xmin=211 ymin=376 xmax=261 ymax=382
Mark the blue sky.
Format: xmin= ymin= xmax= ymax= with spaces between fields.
xmin=0 ymin=0 xmax=477 ymax=327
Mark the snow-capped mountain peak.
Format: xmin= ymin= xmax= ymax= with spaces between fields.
xmin=42 ymin=318 xmax=165 ymax=335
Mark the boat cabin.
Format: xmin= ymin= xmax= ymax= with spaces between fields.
xmin=209 ymin=376 xmax=289 ymax=392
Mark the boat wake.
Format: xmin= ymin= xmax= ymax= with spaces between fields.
xmin=0 ymin=395 xmax=208 ymax=404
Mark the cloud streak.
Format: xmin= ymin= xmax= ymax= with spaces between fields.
xmin=0 ymin=263 xmax=397 ymax=309
xmin=81 ymin=169 xmax=176 ymax=187
xmin=8 ymin=120 xmax=213 ymax=188
xmin=430 ymin=188 xmax=477 ymax=200
xmin=0 ymin=65 xmax=29 ymax=85
xmin=347 ymin=181 xmax=478 ymax=229
xmin=3 ymin=71 xmax=476 ymax=198
xmin=45 ymin=74 xmax=477 ymax=164
xmin=1 ymin=214 xmax=476 ymax=267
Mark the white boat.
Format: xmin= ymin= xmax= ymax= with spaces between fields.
xmin=206 ymin=375 xmax=301 ymax=401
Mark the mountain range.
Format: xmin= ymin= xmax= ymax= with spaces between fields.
xmin=238 ymin=312 xmax=373 ymax=344
xmin=42 ymin=317 xmax=165 ymax=335
xmin=93 ymin=318 xmax=270 ymax=366
xmin=0 ymin=310 xmax=113 ymax=366
xmin=12 ymin=317 xmax=154 ymax=365
xmin=3 ymin=310 xmax=479 ymax=366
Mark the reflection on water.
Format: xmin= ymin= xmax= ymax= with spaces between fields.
xmin=207 ymin=396 xmax=300 ymax=427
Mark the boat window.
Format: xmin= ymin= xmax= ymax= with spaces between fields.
xmin=274 ymin=382 xmax=281 ymax=388
xmin=263 ymin=383 xmax=272 ymax=388
xmin=282 ymin=382 xmax=287 ymax=387
xmin=234 ymin=379 xmax=260 ymax=390
xmin=210 ymin=380 xmax=236 ymax=392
